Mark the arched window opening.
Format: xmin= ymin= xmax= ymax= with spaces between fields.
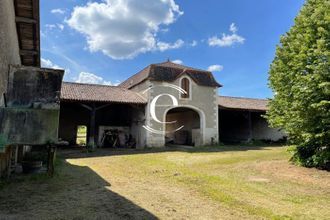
xmin=181 ymin=78 xmax=190 ymax=98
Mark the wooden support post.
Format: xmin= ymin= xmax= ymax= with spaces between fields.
xmin=80 ymin=103 xmax=110 ymax=150
xmin=88 ymin=105 xmax=96 ymax=149
xmin=80 ymin=103 xmax=96 ymax=149
xmin=47 ymin=145 xmax=56 ymax=177
xmin=247 ymin=111 xmax=252 ymax=142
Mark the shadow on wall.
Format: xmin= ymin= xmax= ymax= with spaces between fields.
xmin=0 ymin=159 xmax=157 ymax=219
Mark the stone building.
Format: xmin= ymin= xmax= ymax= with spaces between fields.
xmin=59 ymin=61 xmax=285 ymax=148
xmin=0 ymin=0 xmax=63 ymax=177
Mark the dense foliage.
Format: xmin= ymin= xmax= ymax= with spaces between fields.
xmin=267 ymin=0 xmax=330 ymax=169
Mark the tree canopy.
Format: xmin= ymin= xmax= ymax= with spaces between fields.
xmin=267 ymin=0 xmax=330 ymax=169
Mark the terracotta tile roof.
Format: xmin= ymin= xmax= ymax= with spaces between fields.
xmin=60 ymin=82 xmax=146 ymax=104
xmin=156 ymin=61 xmax=209 ymax=72
xmin=119 ymin=61 xmax=221 ymax=88
xmin=119 ymin=65 xmax=151 ymax=89
xmin=218 ymin=96 xmax=269 ymax=111
xmin=60 ymin=83 xmax=269 ymax=111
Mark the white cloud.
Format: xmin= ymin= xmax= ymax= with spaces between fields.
xmin=67 ymin=0 xmax=184 ymax=59
xmin=190 ymin=40 xmax=198 ymax=47
xmin=229 ymin=23 xmax=238 ymax=33
xmin=75 ymin=72 xmax=115 ymax=85
xmin=41 ymin=58 xmax=70 ymax=74
xmin=41 ymin=58 xmax=63 ymax=69
xmin=57 ymin=24 xmax=64 ymax=31
xmin=172 ymin=59 xmax=183 ymax=64
xmin=45 ymin=23 xmax=65 ymax=31
xmin=45 ymin=24 xmax=56 ymax=30
xmin=40 ymin=30 xmax=46 ymax=38
xmin=156 ymin=39 xmax=184 ymax=51
xmin=51 ymin=8 xmax=66 ymax=14
xmin=207 ymin=64 xmax=223 ymax=72
xmin=160 ymin=28 xmax=169 ymax=33
xmin=208 ymin=23 xmax=245 ymax=47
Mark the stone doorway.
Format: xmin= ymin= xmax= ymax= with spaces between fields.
xmin=165 ymin=107 xmax=201 ymax=146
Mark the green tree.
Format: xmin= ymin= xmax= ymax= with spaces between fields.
xmin=267 ymin=0 xmax=330 ymax=169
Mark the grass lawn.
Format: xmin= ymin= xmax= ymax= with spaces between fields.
xmin=0 ymin=145 xmax=329 ymax=219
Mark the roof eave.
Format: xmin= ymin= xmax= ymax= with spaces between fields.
xmin=60 ymin=99 xmax=147 ymax=105
xmin=14 ymin=0 xmax=41 ymax=67
xmin=218 ymin=106 xmax=267 ymax=112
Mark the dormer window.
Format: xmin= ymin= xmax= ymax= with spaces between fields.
xmin=181 ymin=77 xmax=190 ymax=98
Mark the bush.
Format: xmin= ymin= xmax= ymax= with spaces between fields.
xmin=288 ymin=145 xmax=330 ymax=170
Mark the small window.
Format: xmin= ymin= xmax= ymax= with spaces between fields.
xmin=181 ymin=78 xmax=190 ymax=98
xmin=76 ymin=125 xmax=87 ymax=146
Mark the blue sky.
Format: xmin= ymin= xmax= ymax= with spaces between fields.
xmin=40 ymin=0 xmax=305 ymax=98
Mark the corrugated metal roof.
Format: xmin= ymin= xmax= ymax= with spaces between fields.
xmin=60 ymin=82 xmax=147 ymax=104
xmin=218 ymin=96 xmax=269 ymax=111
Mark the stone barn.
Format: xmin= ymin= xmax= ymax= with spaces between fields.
xmin=59 ymin=82 xmax=146 ymax=147
xmin=0 ymin=0 xmax=285 ymax=179
xmin=218 ymin=96 xmax=285 ymax=143
xmin=59 ymin=61 xmax=285 ymax=148
xmin=0 ymin=0 xmax=63 ymax=177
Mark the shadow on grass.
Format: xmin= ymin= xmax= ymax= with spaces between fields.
xmin=58 ymin=144 xmax=284 ymax=159
xmin=0 ymin=158 xmax=157 ymax=219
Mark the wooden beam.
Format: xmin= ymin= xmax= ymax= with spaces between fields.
xmin=20 ymin=49 xmax=38 ymax=56
xmin=15 ymin=16 xmax=37 ymax=24
xmin=95 ymin=104 xmax=111 ymax=111
xmin=80 ymin=103 xmax=92 ymax=111
xmin=32 ymin=0 xmax=41 ymax=67
xmin=47 ymin=145 xmax=56 ymax=177
xmin=79 ymin=103 xmax=115 ymax=148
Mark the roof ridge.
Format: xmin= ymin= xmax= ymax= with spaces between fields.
xmin=118 ymin=65 xmax=151 ymax=88
xmin=119 ymin=61 xmax=220 ymax=89
xmin=219 ymin=95 xmax=269 ymax=101
xmin=62 ymin=81 xmax=123 ymax=89
xmin=153 ymin=61 xmax=210 ymax=73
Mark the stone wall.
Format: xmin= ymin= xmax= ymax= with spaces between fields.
xmin=131 ymin=75 xmax=219 ymax=147
xmin=0 ymin=66 xmax=64 ymax=147
xmin=252 ymin=113 xmax=285 ymax=141
xmin=0 ymin=0 xmax=21 ymax=107
xmin=130 ymin=106 xmax=147 ymax=149
xmin=130 ymin=80 xmax=151 ymax=148
xmin=219 ymin=109 xmax=285 ymax=143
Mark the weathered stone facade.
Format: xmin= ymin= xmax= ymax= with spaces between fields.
xmin=0 ymin=0 xmax=21 ymax=107
xmin=0 ymin=66 xmax=64 ymax=146
xmin=0 ymin=0 xmax=64 ymax=177
xmin=131 ymin=76 xmax=219 ymax=147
